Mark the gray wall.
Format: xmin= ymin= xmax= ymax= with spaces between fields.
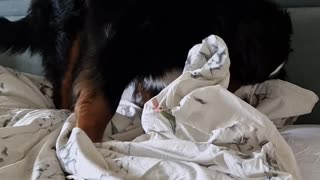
xmin=284 ymin=7 xmax=320 ymax=124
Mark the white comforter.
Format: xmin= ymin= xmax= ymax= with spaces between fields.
xmin=0 ymin=35 xmax=318 ymax=180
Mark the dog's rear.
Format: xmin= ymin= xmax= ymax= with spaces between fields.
xmin=0 ymin=0 xmax=85 ymax=108
xmin=0 ymin=17 xmax=34 ymax=54
xmin=0 ymin=0 xmax=53 ymax=55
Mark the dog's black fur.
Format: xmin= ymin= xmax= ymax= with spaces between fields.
xmin=0 ymin=0 xmax=292 ymax=141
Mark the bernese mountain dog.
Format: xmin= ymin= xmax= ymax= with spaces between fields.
xmin=0 ymin=0 xmax=292 ymax=142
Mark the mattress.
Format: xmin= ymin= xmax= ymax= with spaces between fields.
xmin=281 ymin=125 xmax=320 ymax=180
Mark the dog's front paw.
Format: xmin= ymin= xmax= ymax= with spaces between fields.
xmin=74 ymin=89 xmax=112 ymax=142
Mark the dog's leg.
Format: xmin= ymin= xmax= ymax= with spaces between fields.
xmin=132 ymin=69 xmax=182 ymax=107
xmin=72 ymin=66 xmax=132 ymax=142
xmin=132 ymin=78 xmax=159 ymax=107
xmin=73 ymin=78 xmax=111 ymax=142
xmin=0 ymin=16 xmax=74 ymax=108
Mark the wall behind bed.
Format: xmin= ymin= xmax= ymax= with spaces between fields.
xmin=272 ymin=0 xmax=320 ymax=124
xmin=0 ymin=0 xmax=319 ymax=124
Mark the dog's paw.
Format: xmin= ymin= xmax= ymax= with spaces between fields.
xmin=132 ymin=79 xmax=163 ymax=107
xmin=74 ymin=90 xmax=112 ymax=142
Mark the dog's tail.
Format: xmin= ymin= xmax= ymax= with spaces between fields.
xmin=0 ymin=17 xmax=43 ymax=55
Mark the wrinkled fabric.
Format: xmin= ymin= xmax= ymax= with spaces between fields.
xmin=0 ymin=35 xmax=317 ymax=179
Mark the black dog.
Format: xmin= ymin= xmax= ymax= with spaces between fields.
xmin=0 ymin=0 xmax=292 ymax=142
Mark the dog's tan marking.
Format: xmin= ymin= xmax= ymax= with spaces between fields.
xmin=74 ymin=79 xmax=111 ymax=142
xmin=61 ymin=36 xmax=80 ymax=109
xmin=133 ymin=81 xmax=156 ymax=107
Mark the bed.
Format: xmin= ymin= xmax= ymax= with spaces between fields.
xmin=0 ymin=0 xmax=319 ymax=180
xmin=281 ymin=125 xmax=320 ymax=180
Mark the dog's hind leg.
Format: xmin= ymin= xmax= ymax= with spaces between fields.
xmin=132 ymin=69 xmax=182 ymax=107
xmin=0 ymin=0 xmax=61 ymax=55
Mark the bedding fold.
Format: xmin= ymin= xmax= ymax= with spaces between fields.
xmin=0 ymin=35 xmax=318 ymax=180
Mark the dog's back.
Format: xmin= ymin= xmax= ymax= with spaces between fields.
xmin=85 ymin=0 xmax=292 ymax=84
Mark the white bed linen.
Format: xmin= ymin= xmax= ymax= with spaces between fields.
xmin=0 ymin=35 xmax=318 ymax=180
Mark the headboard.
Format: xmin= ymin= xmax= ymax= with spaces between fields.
xmin=0 ymin=0 xmax=319 ymax=124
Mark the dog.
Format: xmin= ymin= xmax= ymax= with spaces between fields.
xmin=0 ymin=0 xmax=292 ymax=142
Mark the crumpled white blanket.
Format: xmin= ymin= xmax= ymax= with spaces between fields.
xmin=0 ymin=35 xmax=318 ymax=180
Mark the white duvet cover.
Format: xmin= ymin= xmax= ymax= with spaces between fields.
xmin=0 ymin=35 xmax=318 ymax=180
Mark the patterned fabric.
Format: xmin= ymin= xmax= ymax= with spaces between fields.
xmin=0 ymin=35 xmax=317 ymax=179
xmin=235 ymin=79 xmax=318 ymax=128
